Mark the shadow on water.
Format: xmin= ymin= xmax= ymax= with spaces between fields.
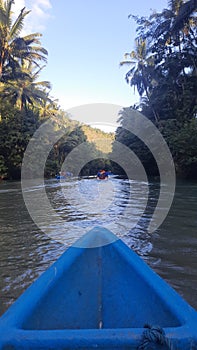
xmin=148 ymin=180 xmax=197 ymax=311
xmin=0 ymin=177 xmax=196 ymax=315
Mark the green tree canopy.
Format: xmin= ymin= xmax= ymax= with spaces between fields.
xmin=117 ymin=0 xmax=197 ymax=179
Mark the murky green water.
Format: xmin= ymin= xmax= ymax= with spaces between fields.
xmin=0 ymin=177 xmax=196 ymax=315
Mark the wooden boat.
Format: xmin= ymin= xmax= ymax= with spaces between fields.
xmin=0 ymin=227 xmax=197 ymax=349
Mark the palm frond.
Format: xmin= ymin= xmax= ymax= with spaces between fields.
xmin=28 ymin=46 xmax=48 ymax=56
xmin=120 ymin=60 xmax=136 ymax=67
xmin=0 ymin=1 xmax=7 ymax=26
xmin=7 ymin=0 xmax=15 ymax=22
xmin=32 ymin=80 xmax=51 ymax=89
xmin=21 ymin=52 xmax=48 ymax=64
xmin=10 ymin=7 xmax=31 ymax=39
xmin=23 ymin=33 xmax=42 ymax=40
xmin=31 ymin=65 xmax=46 ymax=79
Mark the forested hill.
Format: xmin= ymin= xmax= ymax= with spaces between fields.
xmin=82 ymin=125 xmax=115 ymax=154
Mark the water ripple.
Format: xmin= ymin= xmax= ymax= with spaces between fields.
xmin=0 ymin=178 xmax=197 ymax=314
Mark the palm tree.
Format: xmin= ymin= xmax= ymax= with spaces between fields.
xmin=0 ymin=0 xmax=48 ymax=81
xmin=120 ymin=38 xmax=159 ymax=122
xmin=120 ymin=38 xmax=151 ymax=95
xmin=2 ymin=63 xmax=51 ymax=110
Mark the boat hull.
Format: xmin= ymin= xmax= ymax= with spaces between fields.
xmin=0 ymin=227 xmax=197 ymax=349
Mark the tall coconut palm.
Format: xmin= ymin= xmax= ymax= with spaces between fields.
xmin=120 ymin=38 xmax=151 ymax=96
xmin=120 ymin=38 xmax=159 ymax=122
xmin=2 ymin=63 xmax=51 ymax=110
xmin=0 ymin=0 xmax=48 ymax=81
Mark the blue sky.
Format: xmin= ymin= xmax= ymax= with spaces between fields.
xmin=14 ymin=0 xmax=168 ymax=111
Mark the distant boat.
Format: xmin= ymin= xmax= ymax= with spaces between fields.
xmin=55 ymin=172 xmax=73 ymax=180
xmin=0 ymin=227 xmax=197 ymax=349
xmin=97 ymin=170 xmax=112 ymax=180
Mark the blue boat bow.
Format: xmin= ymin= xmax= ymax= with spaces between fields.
xmin=0 ymin=227 xmax=197 ymax=349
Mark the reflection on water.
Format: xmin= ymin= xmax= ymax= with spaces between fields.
xmin=42 ymin=178 xmax=149 ymax=245
xmin=0 ymin=178 xmax=196 ymax=315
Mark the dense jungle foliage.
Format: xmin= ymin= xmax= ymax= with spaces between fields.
xmin=117 ymin=0 xmax=197 ymax=179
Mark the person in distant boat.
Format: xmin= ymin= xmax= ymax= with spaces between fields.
xmin=97 ymin=169 xmax=108 ymax=180
xmin=55 ymin=170 xmax=66 ymax=179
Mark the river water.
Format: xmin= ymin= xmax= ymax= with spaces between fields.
xmin=0 ymin=177 xmax=196 ymax=316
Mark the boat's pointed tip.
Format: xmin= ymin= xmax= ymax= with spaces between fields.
xmin=72 ymin=226 xmax=119 ymax=249
xmin=88 ymin=225 xmax=114 ymax=235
